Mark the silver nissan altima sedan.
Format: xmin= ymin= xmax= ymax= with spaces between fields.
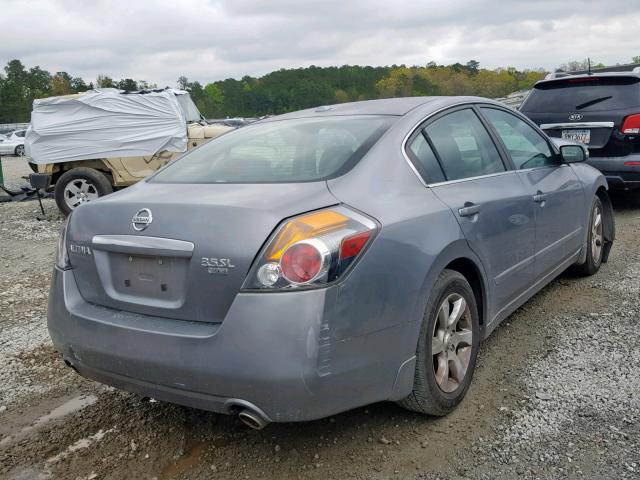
xmin=48 ymin=96 xmax=614 ymax=428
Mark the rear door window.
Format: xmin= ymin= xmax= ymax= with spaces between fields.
xmin=424 ymin=109 xmax=505 ymax=181
xmin=521 ymin=76 xmax=640 ymax=113
xmin=406 ymin=132 xmax=446 ymax=183
xmin=481 ymin=108 xmax=557 ymax=169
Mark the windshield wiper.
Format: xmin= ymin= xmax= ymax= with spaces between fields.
xmin=575 ymin=96 xmax=613 ymax=110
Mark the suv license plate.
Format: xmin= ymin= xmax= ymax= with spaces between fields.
xmin=561 ymin=129 xmax=590 ymax=144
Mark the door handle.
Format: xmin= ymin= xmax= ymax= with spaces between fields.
xmin=458 ymin=203 xmax=480 ymax=217
xmin=533 ymin=192 xmax=547 ymax=203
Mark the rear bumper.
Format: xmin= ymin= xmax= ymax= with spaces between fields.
xmin=47 ymin=267 xmax=409 ymax=422
xmin=586 ymin=154 xmax=640 ymax=190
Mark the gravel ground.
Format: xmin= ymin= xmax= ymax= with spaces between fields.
xmin=1 ymin=155 xmax=32 ymax=192
xmin=0 ymin=155 xmax=639 ymax=479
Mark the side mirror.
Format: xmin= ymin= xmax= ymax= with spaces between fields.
xmin=560 ymin=144 xmax=588 ymax=163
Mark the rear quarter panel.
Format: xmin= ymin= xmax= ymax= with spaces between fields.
xmin=326 ymin=107 xmax=490 ymax=364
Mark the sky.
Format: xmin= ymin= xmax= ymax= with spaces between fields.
xmin=1 ymin=0 xmax=639 ymax=87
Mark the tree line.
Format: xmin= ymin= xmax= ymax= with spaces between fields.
xmin=1 ymin=57 xmax=638 ymax=123
xmin=178 ymin=61 xmax=549 ymax=118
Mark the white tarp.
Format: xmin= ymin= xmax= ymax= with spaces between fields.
xmin=26 ymin=89 xmax=188 ymax=164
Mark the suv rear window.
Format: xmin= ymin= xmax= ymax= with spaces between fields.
xmin=521 ymin=76 xmax=640 ymax=113
xmin=151 ymin=115 xmax=395 ymax=183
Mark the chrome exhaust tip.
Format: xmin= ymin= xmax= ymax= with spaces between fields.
xmin=238 ymin=408 xmax=269 ymax=430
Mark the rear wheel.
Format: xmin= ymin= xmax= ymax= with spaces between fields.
xmin=55 ymin=167 xmax=113 ymax=216
xmin=14 ymin=145 xmax=25 ymax=156
xmin=573 ymin=196 xmax=604 ymax=276
xmin=398 ymin=269 xmax=480 ymax=416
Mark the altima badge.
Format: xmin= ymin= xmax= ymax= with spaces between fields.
xmin=69 ymin=244 xmax=92 ymax=255
xmin=132 ymin=208 xmax=153 ymax=231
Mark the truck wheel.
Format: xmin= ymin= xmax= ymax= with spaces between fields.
xmin=55 ymin=167 xmax=113 ymax=215
xmin=15 ymin=145 xmax=25 ymax=156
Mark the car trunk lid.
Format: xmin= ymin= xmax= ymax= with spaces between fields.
xmin=66 ymin=181 xmax=337 ymax=323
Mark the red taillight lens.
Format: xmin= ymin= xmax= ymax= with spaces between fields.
xmin=340 ymin=231 xmax=372 ymax=260
xmin=243 ymin=206 xmax=378 ymax=290
xmin=621 ymin=114 xmax=640 ymax=135
xmin=624 ymin=161 xmax=640 ymax=166
xmin=281 ymin=242 xmax=324 ymax=284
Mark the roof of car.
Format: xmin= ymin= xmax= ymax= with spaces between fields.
xmin=262 ymin=96 xmax=500 ymax=121
xmin=535 ymin=71 xmax=640 ymax=87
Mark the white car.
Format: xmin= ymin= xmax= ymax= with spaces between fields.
xmin=0 ymin=130 xmax=26 ymax=156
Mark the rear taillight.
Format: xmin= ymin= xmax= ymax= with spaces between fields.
xmin=55 ymin=215 xmax=72 ymax=270
xmin=243 ymin=206 xmax=378 ymax=290
xmin=621 ymin=114 xmax=640 ymax=135
xmin=281 ymin=240 xmax=328 ymax=284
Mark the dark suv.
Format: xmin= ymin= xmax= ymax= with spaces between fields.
xmin=520 ymin=71 xmax=640 ymax=190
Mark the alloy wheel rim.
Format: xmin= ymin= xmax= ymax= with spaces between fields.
xmin=64 ymin=179 xmax=99 ymax=209
xmin=16 ymin=145 xmax=24 ymax=156
xmin=432 ymin=293 xmax=473 ymax=393
xmin=592 ymin=204 xmax=603 ymax=263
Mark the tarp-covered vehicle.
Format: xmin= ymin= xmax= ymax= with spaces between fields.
xmin=26 ymin=88 xmax=232 ymax=215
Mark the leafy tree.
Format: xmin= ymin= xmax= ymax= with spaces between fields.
xmin=116 ymin=78 xmax=138 ymax=91
xmin=71 ymin=77 xmax=89 ymax=92
xmin=51 ymin=73 xmax=72 ymax=96
xmin=557 ymin=59 xmax=604 ymax=72
xmin=27 ymin=66 xmax=52 ymax=96
xmin=334 ymin=89 xmax=350 ymax=103
xmin=177 ymin=76 xmax=189 ymax=90
xmin=96 ymin=75 xmax=114 ymax=88
xmin=633 ymin=56 xmax=640 ymax=64
xmin=466 ymin=60 xmax=480 ymax=74
xmin=0 ymin=60 xmax=30 ymax=121
xmin=188 ymin=80 xmax=205 ymax=110
xmin=377 ymin=67 xmax=420 ymax=97
xmin=5 ymin=59 xmax=28 ymax=84
xmin=203 ymin=83 xmax=224 ymax=114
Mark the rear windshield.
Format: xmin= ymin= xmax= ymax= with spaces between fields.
xmin=151 ymin=115 xmax=395 ymax=183
xmin=521 ymin=76 xmax=640 ymax=113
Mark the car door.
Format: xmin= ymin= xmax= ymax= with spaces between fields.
xmin=406 ymin=106 xmax=536 ymax=315
xmin=480 ymin=106 xmax=585 ymax=279
xmin=0 ymin=135 xmax=10 ymax=154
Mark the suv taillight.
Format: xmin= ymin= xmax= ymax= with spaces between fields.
xmin=621 ymin=114 xmax=640 ymax=135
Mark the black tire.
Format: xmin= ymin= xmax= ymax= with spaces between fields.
xmin=572 ymin=196 xmax=604 ymax=276
xmin=14 ymin=144 xmax=25 ymax=156
xmin=398 ymin=269 xmax=480 ymax=416
xmin=54 ymin=167 xmax=113 ymax=216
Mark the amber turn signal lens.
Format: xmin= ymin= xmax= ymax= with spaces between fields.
xmin=265 ymin=210 xmax=348 ymax=261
